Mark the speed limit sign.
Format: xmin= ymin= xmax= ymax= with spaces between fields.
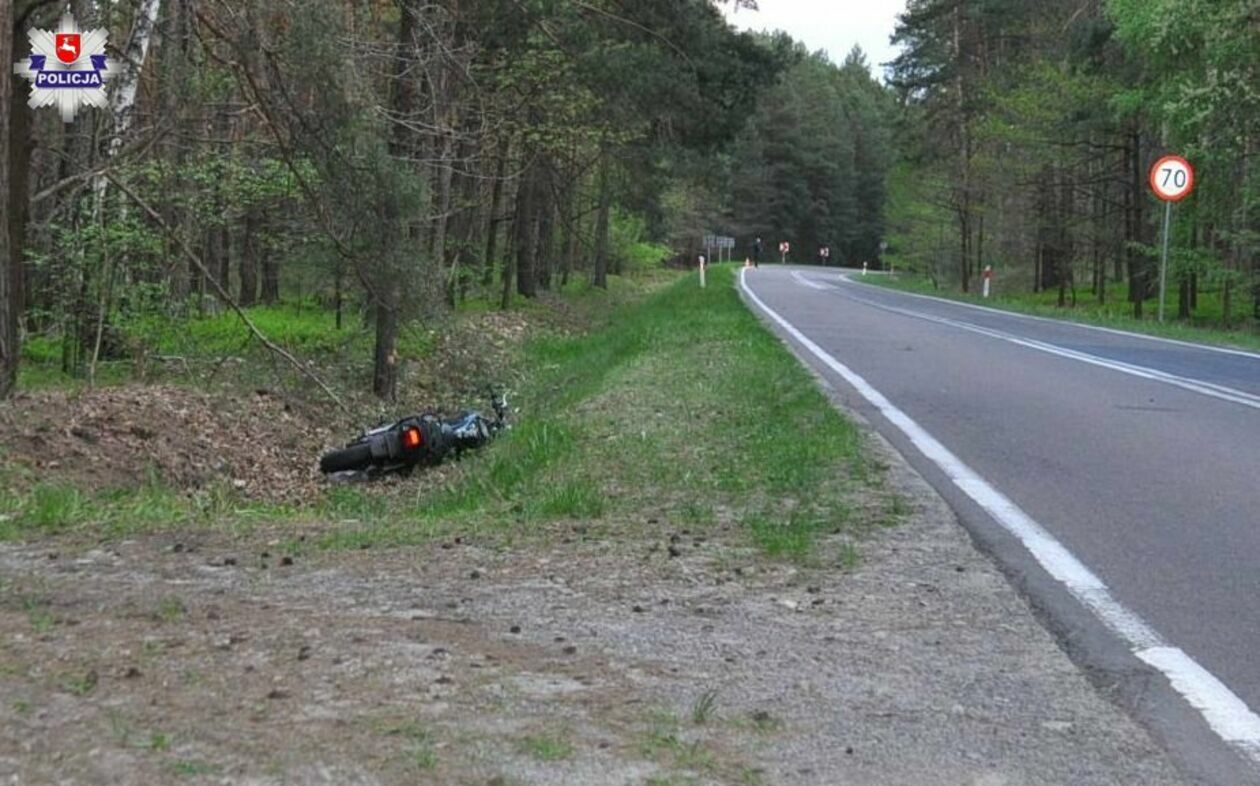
xmin=1150 ymin=155 xmax=1195 ymax=202
xmin=1149 ymin=154 xmax=1195 ymax=324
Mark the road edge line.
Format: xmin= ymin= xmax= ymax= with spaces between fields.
xmin=740 ymin=266 xmax=1260 ymax=769
xmin=823 ymin=281 xmax=1260 ymax=412
xmin=837 ymin=272 xmax=1260 ymax=362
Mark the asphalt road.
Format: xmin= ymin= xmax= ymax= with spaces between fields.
xmin=741 ymin=265 xmax=1260 ymax=784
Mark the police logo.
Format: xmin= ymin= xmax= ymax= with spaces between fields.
xmin=13 ymin=13 xmax=112 ymax=123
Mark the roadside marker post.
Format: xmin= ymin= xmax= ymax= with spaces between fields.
xmin=983 ymin=265 xmax=992 ymax=298
xmin=1149 ymin=155 xmax=1196 ymax=323
xmin=698 ymin=254 xmax=706 ymax=288
xmin=779 ymin=241 xmax=789 ymax=265
xmin=862 ymin=261 xmax=868 ymax=276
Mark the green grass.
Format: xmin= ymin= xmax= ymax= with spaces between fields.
xmin=690 ymin=689 xmax=719 ymax=725
xmin=23 ymin=597 xmax=54 ymax=632
xmin=373 ymin=718 xmax=437 ymax=771
xmin=0 ymin=477 xmax=275 ymax=541
xmin=147 ymin=732 xmax=172 ymax=751
xmin=309 ymin=265 xmax=872 ymax=559
xmin=156 ymin=596 xmax=186 ymax=623
xmin=639 ymin=710 xmax=716 ymax=772
xmin=124 ymin=302 xmax=433 ymax=360
xmin=864 ymin=273 xmax=1260 ymax=353
xmin=517 ymin=732 xmax=574 ymax=762
xmin=17 ymin=300 xmax=436 ymax=391
xmin=7 ymin=266 xmax=876 ymax=563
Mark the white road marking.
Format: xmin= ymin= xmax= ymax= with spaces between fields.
xmin=792 ymin=271 xmax=1260 ymax=412
xmin=742 ymin=267 xmax=1260 ymax=768
xmin=837 ymin=271 xmax=1260 ymax=362
xmin=786 ymin=269 xmax=1260 ymax=415
xmin=791 ymin=270 xmax=834 ymax=290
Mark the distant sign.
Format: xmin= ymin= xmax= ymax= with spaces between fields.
xmin=1150 ymin=155 xmax=1195 ymax=202
xmin=779 ymin=241 xmax=790 ymax=254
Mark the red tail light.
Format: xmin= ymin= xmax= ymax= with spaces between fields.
xmin=402 ymin=426 xmax=422 ymax=450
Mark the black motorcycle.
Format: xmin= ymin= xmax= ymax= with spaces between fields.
xmin=319 ymin=391 xmax=509 ymax=478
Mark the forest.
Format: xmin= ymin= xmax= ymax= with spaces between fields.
xmin=1 ymin=0 xmax=1256 ymax=405
xmin=0 ymin=0 xmax=892 ymax=402
xmin=885 ymin=0 xmax=1260 ymax=327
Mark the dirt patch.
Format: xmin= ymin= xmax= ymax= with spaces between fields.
xmin=0 ymin=305 xmax=567 ymax=504
xmin=0 ymin=435 xmax=1189 ymax=785
xmin=0 ymin=385 xmax=336 ymax=503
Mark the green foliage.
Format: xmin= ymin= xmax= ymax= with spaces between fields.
xmin=609 ymin=210 xmax=670 ymax=273
xmin=0 ymin=478 xmax=270 ymax=542
xmin=731 ymin=43 xmax=894 ymax=265
xmin=517 ymin=732 xmax=574 ymax=762
xmin=312 ymin=266 xmax=871 ymax=559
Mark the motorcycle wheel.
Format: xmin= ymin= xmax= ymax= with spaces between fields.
xmin=319 ymin=443 xmax=375 ymax=474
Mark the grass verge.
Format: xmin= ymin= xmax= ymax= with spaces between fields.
xmin=863 ymin=272 xmax=1260 ymax=353
xmin=315 ymin=264 xmax=874 ymax=560
xmin=4 ymin=266 xmax=881 ymax=561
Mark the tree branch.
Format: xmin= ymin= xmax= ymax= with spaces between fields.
xmin=105 ymin=172 xmax=350 ymax=415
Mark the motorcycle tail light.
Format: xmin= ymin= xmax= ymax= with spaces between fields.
xmin=402 ymin=426 xmax=422 ymax=450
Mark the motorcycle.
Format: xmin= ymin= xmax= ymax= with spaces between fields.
xmin=319 ymin=391 xmax=509 ymax=478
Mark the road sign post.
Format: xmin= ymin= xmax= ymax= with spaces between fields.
xmin=1149 ymin=155 xmax=1195 ymax=323
xmin=779 ymin=241 xmax=789 ymax=264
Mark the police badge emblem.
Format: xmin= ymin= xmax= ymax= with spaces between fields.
xmin=13 ymin=13 xmax=112 ymax=123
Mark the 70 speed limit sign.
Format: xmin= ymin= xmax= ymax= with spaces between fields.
xmin=1150 ymin=155 xmax=1195 ymax=202
xmin=1149 ymin=153 xmax=1196 ymax=324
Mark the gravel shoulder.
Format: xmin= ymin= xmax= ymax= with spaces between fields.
xmin=0 ymin=428 xmax=1189 ymax=785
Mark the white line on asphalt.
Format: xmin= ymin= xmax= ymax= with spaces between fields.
xmin=741 ymin=267 xmax=1260 ymax=767
xmin=826 ymin=285 xmax=1260 ymax=412
xmin=838 ymin=272 xmax=1260 ymax=362
xmin=790 ymin=270 xmax=835 ymax=290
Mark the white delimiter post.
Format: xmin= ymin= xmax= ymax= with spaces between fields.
xmin=983 ymin=265 xmax=992 ymax=298
xmin=699 ymin=255 xmax=706 ymax=289
xmin=862 ymin=261 xmax=868 ymax=276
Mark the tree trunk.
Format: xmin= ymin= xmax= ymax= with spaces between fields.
xmin=560 ymin=181 xmax=578 ymax=288
xmin=92 ymin=0 xmax=162 ymax=205
xmin=239 ymin=211 xmax=259 ymax=307
xmin=0 ymin=0 xmax=14 ymax=397
xmin=500 ymin=208 xmax=515 ymax=310
xmin=535 ymin=162 xmax=553 ymax=292
xmin=1127 ymin=128 xmax=1146 ymax=319
xmin=953 ymin=1 xmax=971 ymax=294
xmin=1033 ymin=244 xmax=1042 ymax=293
xmin=593 ymin=157 xmax=611 ymax=289
xmin=482 ymin=135 xmax=508 ymax=287
xmin=216 ymin=226 xmax=230 ymax=291
xmin=514 ymin=159 xmax=538 ymax=299
xmin=261 ymin=251 xmax=280 ymax=304
xmin=433 ymin=132 xmax=454 ymax=305
xmin=374 ymin=0 xmax=419 ymax=400
xmin=334 ymin=260 xmax=343 ymax=330
xmin=372 ymin=280 xmax=400 ymax=401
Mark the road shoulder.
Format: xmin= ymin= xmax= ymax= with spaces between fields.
xmin=0 ymin=428 xmax=1188 ymax=785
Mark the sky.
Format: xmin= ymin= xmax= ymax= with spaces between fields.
xmin=720 ymin=0 xmax=909 ymax=80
